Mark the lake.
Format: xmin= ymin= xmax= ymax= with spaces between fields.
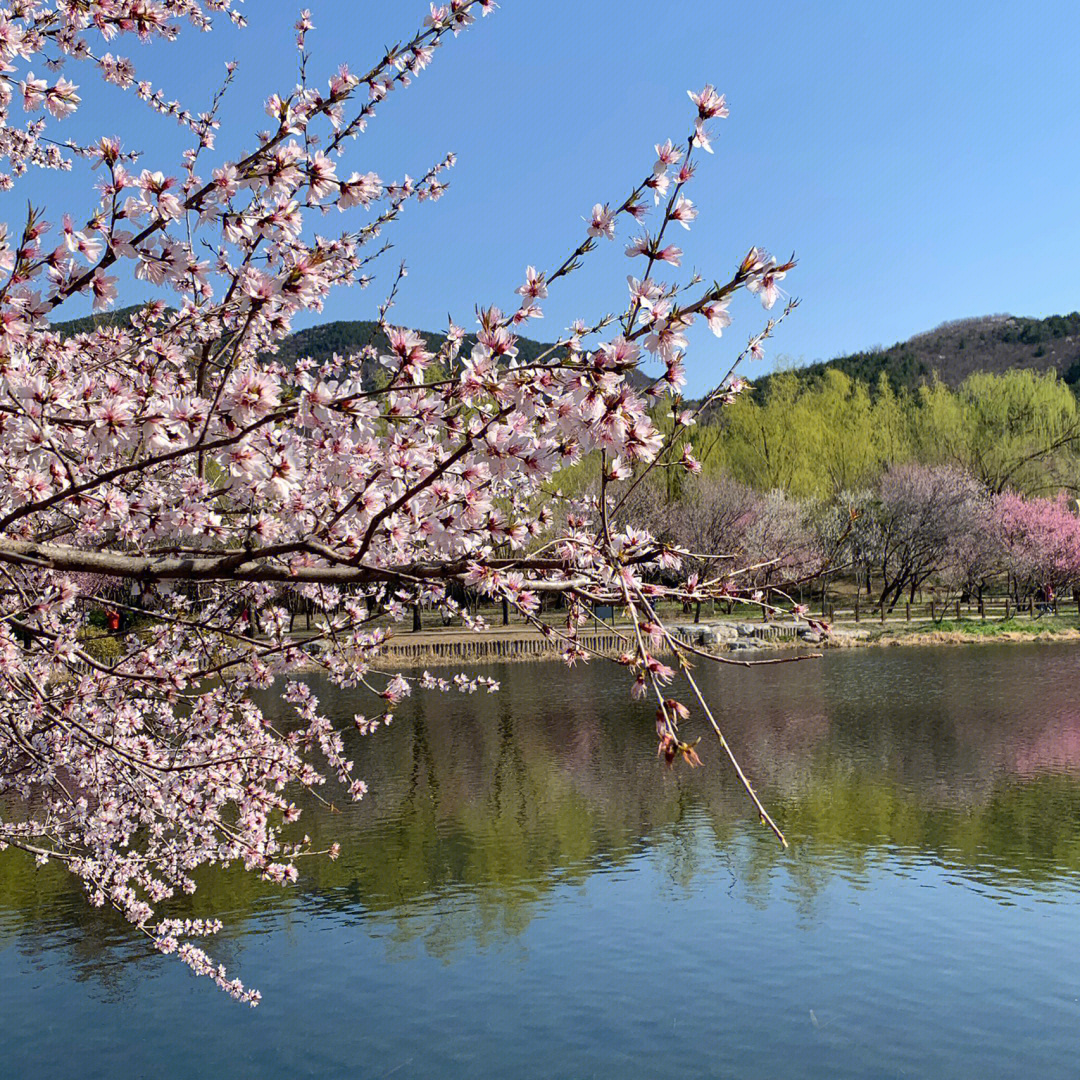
xmin=3 ymin=644 xmax=1080 ymax=1078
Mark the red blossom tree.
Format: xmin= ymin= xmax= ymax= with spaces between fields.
xmin=0 ymin=1 xmax=804 ymax=1001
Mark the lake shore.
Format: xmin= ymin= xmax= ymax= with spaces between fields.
xmin=82 ymin=613 xmax=1080 ymax=673
xmin=868 ymin=618 xmax=1080 ymax=648
xmin=336 ymin=614 xmax=1080 ymax=667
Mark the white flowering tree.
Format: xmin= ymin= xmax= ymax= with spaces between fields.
xmin=0 ymin=0 xmax=804 ymax=1002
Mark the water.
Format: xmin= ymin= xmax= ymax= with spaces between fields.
xmin=3 ymin=644 xmax=1080 ymax=1078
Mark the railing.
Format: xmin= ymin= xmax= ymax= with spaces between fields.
xmin=379 ymin=630 xmax=628 ymax=665
xmin=820 ymin=595 xmax=1074 ymax=624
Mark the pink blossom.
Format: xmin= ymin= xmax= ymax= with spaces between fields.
xmin=516 ymin=265 xmax=548 ymax=301
xmin=90 ymin=271 xmax=118 ymax=311
xmin=702 ymin=300 xmax=731 ymax=337
xmin=688 ymin=84 xmax=729 ymax=120
xmin=669 ymin=196 xmax=697 ymax=230
xmin=586 ymin=202 xmax=616 ymax=239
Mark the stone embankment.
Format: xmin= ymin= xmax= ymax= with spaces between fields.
xmin=352 ymin=620 xmax=872 ymax=667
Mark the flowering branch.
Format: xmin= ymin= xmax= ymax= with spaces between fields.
xmin=0 ymin=0 xmax=809 ymax=1003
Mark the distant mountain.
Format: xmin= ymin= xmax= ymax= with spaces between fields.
xmin=269 ymin=318 xmax=562 ymax=382
xmin=53 ymin=307 xmax=570 ymax=375
xmin=52 ymin=304 xmax=147 ymax=337
xmin=51 ymin=307 xmax=650 ymax=389
xmin=757 ymin=311 xmax=1080 ymax=398
xmin=53 ymin=306 xmax=1080 ymax=403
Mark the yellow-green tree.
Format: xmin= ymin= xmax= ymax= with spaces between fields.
xmin=915 ymin=370 xmax=1080 ymax=494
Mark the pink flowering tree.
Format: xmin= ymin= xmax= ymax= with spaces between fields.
xmin=994 ymin=492 xmax=1080 ymax=601
xmin=623 ymin=474 xmax=759 ymax=614
xmin=0 ymin=1 xmax=800 ymax=1001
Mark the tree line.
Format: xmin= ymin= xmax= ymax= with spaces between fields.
xmin=606 ymin=368 xmax=1080 ymax=611
xmin=703 ymin=367 xmax=1080 ymax=498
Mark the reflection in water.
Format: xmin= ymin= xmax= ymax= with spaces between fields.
xmin=3 ymin=644 xmax=1080 ymax=1078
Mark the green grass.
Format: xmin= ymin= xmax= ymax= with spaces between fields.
xmin=873 ymin=615 xmax=1080 ymax=642
xmin=77 ymin=631 xmax=124 ymax=663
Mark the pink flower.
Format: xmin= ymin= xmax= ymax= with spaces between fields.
xmin=586 ymin=202 xmax=616 ymax=239
xmin=669 ymin=196 xmax=697 ymax=230
xmin=89 ymin=271 xmax=118 ymax=311
xmin=21 ymin=73 xmax=47 ymax=112
xmin=702 ymin=300 xmax=731 ymax=337
xmin=688 ymin=84 xmax=729 ymax=120
xmin=653 ymin=139 xmax=682 ymax=173
xmin=515 ymin=265 xmax=548 ymax=301
xmin=45 ymin=78 xmax=81 ymax=120
xmin=338 ymin=171 xmax=381 ymax=208
xmin=747 ymin=264 xmax=787 ymax=310
xmin=691 ymin=121 xmax=715 ymax=154
xmin=306 ymin=151 xmax=338 ymax=200
xmin=222 ymin=368 xmax=282 ymax=422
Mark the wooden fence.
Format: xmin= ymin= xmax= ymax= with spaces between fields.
xmin=821 ymin=595 xmax=1076 ymax=624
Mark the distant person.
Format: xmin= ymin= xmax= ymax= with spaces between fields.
xmin=1035 ymin=583 xmax=1055 ymax=618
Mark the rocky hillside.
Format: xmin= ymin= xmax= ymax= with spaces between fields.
xmin=759 ymin=311 xmax=1080 ymax=397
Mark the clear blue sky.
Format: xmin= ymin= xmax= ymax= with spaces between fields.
xmin=11 ymin=1 xmax=1080 ymax=394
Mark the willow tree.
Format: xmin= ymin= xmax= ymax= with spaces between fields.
xmin=719 ymin=368 xmax=915 ymax=498
xmin=915 ymin=370 xmax=1080 ymax=495
xmin=719 ymin=371 xmax=816 ymax=494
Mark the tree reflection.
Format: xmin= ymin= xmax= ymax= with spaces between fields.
xmin=5 ymin=647 xmax=1080 ymax=988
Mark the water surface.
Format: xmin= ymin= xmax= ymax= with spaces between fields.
xmin=3 ymin=644 xmax=1080 ymax=1078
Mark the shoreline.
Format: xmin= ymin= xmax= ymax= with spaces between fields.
xmin=316 ymin=616 xmax=1080 ymax=668
xmin=868 ymin=624 xmax=1080 ymax=648
xmin=81 ymin=615 xmax=1080 ymax=674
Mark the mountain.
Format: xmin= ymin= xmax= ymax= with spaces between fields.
xmin=51 ymin=304 xmax=148 ymax=337
xmin=268 ymin=318 xmax=563 ymax=385
xmin=757 ymin=311 xmax=1080 ymax=398
xmin=50 ymin=307 xmax=657 ymax=391
xmin=52 ymin=308 xmax=568 ymax=382
xmin=52 ymin=306 xmax=1080 ymax=402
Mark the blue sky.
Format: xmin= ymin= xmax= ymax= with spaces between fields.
xmin=11 ymin=1 xmax=1080 ymax=394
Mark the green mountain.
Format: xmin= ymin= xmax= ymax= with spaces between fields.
xmin=52 ymin=308 xmax=565 ymax=383
xmin=758 ymin=311 xmax=1080 ymax=398
xmin=271 ymin=318 xmax=560 ymax=368
xmin=51 ymin=304 xmax=148 ymax=337
xmin=51 ymin=307 xmax=660 ymax=393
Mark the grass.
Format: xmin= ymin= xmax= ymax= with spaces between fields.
xmin=871 ymin=615 xmax=1080 ymax=644
xmin=77 ymin=630 xmax=124 ymax=664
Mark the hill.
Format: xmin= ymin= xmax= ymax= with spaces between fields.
xmin=52 ymin=307 xmax=572 ymax=385
xmin=757 ymin=311 xmax=1080 ymax=399
xmin=51 ymin=304 xmax=148 ymax=337
xmin=268 ymin=318 xmax=562 ymax=385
